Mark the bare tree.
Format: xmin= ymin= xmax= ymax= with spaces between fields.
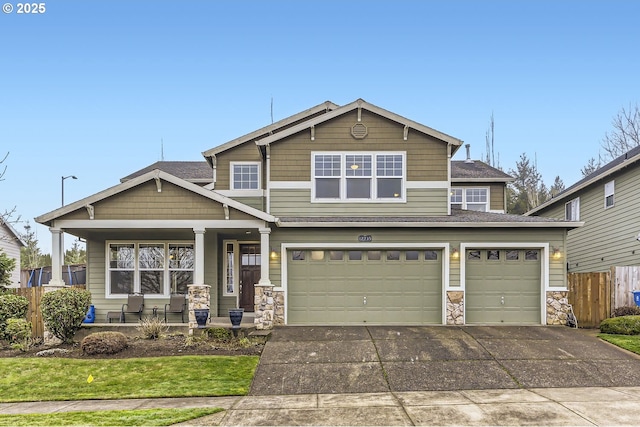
xmin=581 ymin=156 xmax=602 ymax=177
xmin=601 ymin=103 xmax=640 ymax=160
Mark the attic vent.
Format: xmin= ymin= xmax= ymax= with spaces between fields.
xmin=351 ymin=123 xmax=368 ymax=139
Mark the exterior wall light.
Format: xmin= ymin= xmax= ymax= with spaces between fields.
xmin=552 ymin=248 xmax=562 ymax=260
xmin=270 ymin=248 xmax=279 ymax=260
xmin=451 ymin=248 xmax=460 ymax=260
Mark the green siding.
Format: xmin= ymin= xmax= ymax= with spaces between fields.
xmin=270 ymin=188 xmax=448 ymax=216
xmin=535 ymin=166 xmax=640 ymax=273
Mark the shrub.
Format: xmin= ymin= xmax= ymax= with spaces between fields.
xmin=81 ymin=331 xmax=128 ymax=355
xmin=600 ymin=315 xmax=640 ymax=335
xmin=41 ymin=287 xmax=91 ymax=343
xmin=613 ymin=306 xmax=640 ymax=317
xmin=207 ymin=327 xmax=232 ymax=342
xmin=5 ymin=318 xmax=32 ymax=351
xmin=0 ymin=293 xmax=29 ymax=340
xmin=136 ymin=316 xmax=169 ymax=339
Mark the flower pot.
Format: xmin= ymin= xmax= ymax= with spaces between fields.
xmin=229 ymin=308 xmax=244 ymax=329
xmin=193 ymin=308 xmax=209 ymax=328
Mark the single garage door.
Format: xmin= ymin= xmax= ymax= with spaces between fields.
xmin=465 ymin=249 xmax=541 ymax=324
xmin=288 ymin=248 xmax=442 ymax=325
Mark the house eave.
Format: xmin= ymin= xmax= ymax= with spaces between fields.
xmin=276 ymin=220 xmax=584 ymax=229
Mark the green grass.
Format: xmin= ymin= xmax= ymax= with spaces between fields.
xmin=0 ymin=355 xmax=259 ymax=403
xmin=599 ymin=333 xmax=640 ymax=354
xmin=0 ymin=408 xmax=222 ymax=426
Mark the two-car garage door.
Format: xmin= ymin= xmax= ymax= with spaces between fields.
xmin=287 ymin=248 xmax=443 ymax=325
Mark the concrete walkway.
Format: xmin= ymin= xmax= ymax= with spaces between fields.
xmin=3 ymin=387 xmax=640 ymax=425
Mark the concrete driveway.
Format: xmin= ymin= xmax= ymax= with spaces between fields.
xmin=250 ymin=326 xmax=640 ymax=395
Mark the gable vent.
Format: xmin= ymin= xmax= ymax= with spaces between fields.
xmin=351 ymin=123 xmax=368 ymax=139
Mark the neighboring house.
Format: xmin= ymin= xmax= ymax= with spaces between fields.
xmin=35 ymin=99 xmax=581 ymax=327
xmin=0 ymin=218 xmax=26 ymax=287
xmin=526 ymin=145 xmax=640 ymax=273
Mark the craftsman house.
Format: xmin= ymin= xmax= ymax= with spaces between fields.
xmin=526 ymin=145 xmax=640 ymax=273
xmin=35 ymin=99 xmax=581 ymax=327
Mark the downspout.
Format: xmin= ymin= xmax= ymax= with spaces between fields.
xmin=447 ymin=143 xmax=452 ymax=216
xmin=265 ymin=144 xmax=271 ymax=214
xmin=211 ymin=155 xmax=217 ymax=189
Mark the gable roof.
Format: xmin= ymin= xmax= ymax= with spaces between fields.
xmin=255 ymin=98 xmax=464 ymax=150
xmin=120 ymin=161 xmax=212 ymax=184
xmin=0 ymin=219 xmax=26 ymax=247
xmin=451 ymin=160 xmax=514 ymax=182
xmin=202 ymin=100 xmax=339 ymax=161
xmin=526 ymin=144 xmax=640 ymax=215
xmin=35 ymin=169 xmax=277 ymax=226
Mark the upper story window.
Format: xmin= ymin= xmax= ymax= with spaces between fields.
xmin=450 ymin=187 xmax=489 ymax=211
xmin=604 ymin=180 xmax=615 ymax=208
xmin=565 ymin=197 xmax=580 ymax=220
xmin=312 ymin=152 xmax=405 ymax=202
xmin=231 ymin=162 xmax=260 ymax=190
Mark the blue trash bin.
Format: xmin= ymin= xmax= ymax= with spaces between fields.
xmin=633 ymin=292 xmax=640 ymax=308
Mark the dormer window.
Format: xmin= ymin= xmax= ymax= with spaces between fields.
xmin=312 ymin=152 xmax=405 ymax=202
xmin=231 ymin=162 xmax=260 ymax=190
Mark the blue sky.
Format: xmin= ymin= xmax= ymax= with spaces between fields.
xmin=1 ymin=1 xmax=639 ymax=254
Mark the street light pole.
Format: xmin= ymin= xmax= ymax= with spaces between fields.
xmin=61 ymin=175 xmax=77 ymax=206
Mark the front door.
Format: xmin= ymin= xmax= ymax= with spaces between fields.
xmin=239 ymin=244 xmax=260 ymax=312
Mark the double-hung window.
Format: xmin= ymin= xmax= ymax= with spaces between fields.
xmin=604 ymin=180 xmax=615 ymax=208
xmin=449 ymin=187 xmax=489 ymax=211
xmin=565 ymin=197 xmax=580 ymax=220
xmin=107 ymin=242 xmax=194 ymax=297
xmin=313 ymin=152 xmax=405 ymax=201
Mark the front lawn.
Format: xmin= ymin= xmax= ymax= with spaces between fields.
xmin=0 ymin=355 xmax=259 ymax=403
xmin=599 ymin=333 xmax=640 ymax=354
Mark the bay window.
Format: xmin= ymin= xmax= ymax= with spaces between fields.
xmin=313 ymin=152 xmax=405 ymax=201
xmin=107 ymin=242 xmax=194 ymax=297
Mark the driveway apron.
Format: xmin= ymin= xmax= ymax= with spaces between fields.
xmin=249 ymin=326 xmax=640 ymax=395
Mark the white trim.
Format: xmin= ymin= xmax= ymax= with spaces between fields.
xmin=269 ymin=181 xmax=312 ymax=189
xmin=53 ymin=219 xmax=266 ymax=229
xmin=280 ymin=242 xmax=450 ymax=325
xmin=406 ymin=181 xmax=449 ymax=189
xmin=277 ymin=221 xmax=584 ymax=228
xmin=216 ymin=189 xmax=265 ymax=198
xmin=450 ymin=186 xmax=490 ymax=211
xmin=230 ymin=161 xmax=261 ymax=191
xmin=459 ymin=242 xmax=552 ymax=325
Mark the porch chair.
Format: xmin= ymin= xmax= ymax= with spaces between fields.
xmin=121 ymin=293 xmax=144 ymax=322
xmin=164 ymin=294 xmax=187 ymax=323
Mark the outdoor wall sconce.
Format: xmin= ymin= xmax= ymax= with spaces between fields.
xmin=270 ymin=248 xmax=279 ymax=260
xmin=451 ymin=248 xmax=459 ymax=260
xmin=552 ymin=248 xmax=562 ymax=260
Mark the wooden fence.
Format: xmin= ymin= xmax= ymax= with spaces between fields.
xmin=8 ymin=285 xmax=85 ymax=338
xmin=568 ymin=266 xmax=640 ymax=328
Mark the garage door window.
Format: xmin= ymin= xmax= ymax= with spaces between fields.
xmin=348 ymin=251 xmax=363 ymax=260
xmin=368 ymin=251 xmax=381 ymax=260
xmin=406 ymin=250 xmax=419 ymax=261
xmin=311 ymin=251 xmax=324 ymax=261
xmin=525 ymin=250 xmax=539 ymax=261
xmin=487 ymin=250 xmax=500 ymax=261
xmin=506 ymin=250 xmax=519 ymax=260
xmin=425 ymin=250 xmax=438 ymax=260
xmin=292 ymin=250 xmax=305 ymax=261
xmin=387 ymin=250 xmax=400 ymax=260
xmin=467 ymin=250 xmax=481 ymax=260
xmin=329 ymin=251 xmax=344 ymax=261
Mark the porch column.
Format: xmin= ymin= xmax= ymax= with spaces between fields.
xmin=48 ymin=228 xmax=65 ymax=286
xmin=258 ymin=227 xmax=272 ymax=285
xmin=193 ymin=228 xmax=206 ymax=285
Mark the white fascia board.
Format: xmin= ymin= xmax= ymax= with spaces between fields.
xmin=277 ymin=221 xmax=584 ymax=228
xmin=256 ymin=99 xmax=464 ymax=147
xmin=202 ymin=101 xmax=339 ymax=157
xmin=51 ymin=219 xmax=266 ymax=230
xmin=526 ymin=155 xmax=640 ymax=215
xmin=36 ymin=170 xmax=277 ymax=225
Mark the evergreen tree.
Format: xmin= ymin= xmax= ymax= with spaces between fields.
xmin=65 ymin=240 xmax=86 ymax=265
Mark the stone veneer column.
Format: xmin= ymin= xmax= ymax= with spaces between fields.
xmin=254 ymin=285 xmax=285 ymax=330
xmin=446 ymin=291 xmax=464 ymax=325
xmin=546 ymin=291 xmax=571 ymax=325
xmin=187 ymin=284 xmax=210 ymax=335
xmin=42 ymin=284 xmax=68 ymax=345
